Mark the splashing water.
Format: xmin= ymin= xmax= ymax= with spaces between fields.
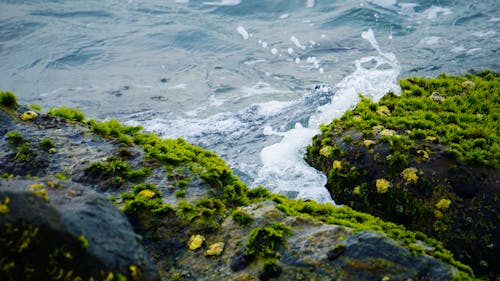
xmin=255 ymin=29 xmax=401 ymax=203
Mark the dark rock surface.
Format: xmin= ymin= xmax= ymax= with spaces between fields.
xmin=0 ymin=179 xmax=158 ymax=281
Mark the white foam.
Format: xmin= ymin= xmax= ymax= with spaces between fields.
xmin=237 ymin=26 xmax=249 ymax=40
xmin=280 ymin=14 xmax=289 ymax=19
xmin=370 ymin=0 xmax=397 ymax=9
xmin=175 ymin=0 xmax=189 ymax=3
xmin=287 ymin=48 xmax=294 ymax=55
xmin=421 ymin=6 xmax=452 ymax=20
xmin=271 ymin=48 xmax=278 ymax=55
xmin=290 ymin=36 xmax=306 ymax=50
xmin=306 ymin=0 xmax=315 ymax=8
xmin=204 ymin=0 xmax=241 ymax=6
xmin=419 ymin=36 xmax=440 ymax=45
xmin=256 ymin=29 xmax=401 ymax=203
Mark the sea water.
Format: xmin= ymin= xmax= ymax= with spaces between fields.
xmin=1 ymin=0 xmax=498 ymax=203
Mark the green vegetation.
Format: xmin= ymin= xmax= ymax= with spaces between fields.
xmin=40 ymin=138 xmax=55 ymax=151
xmin=306 ymin=71 xmax=498 ymax=278
xmin=6 ymin=131 xmax=23 ymax=147
xmin=231 ymin=209 xmax=254 ymax=226
xmin=122 ymin=183 xmax=173 ymax=217
xmin=15 ymin=143 xmax=33 ymax=163
xmin=30 ymin=104 xmax=42 ymax=111
xmin=245 ymin=223 xmax=292 ymax=259
xmin=47 ymin=106 xmax=86 ymax=122
xmin=0 ymin=91 xmax=18 ymax=108
xmin=271 ymin=195 xmax=473 ymax=277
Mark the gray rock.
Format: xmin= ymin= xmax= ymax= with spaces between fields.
xmin=0 ymin=179 xmax=159 ymax=281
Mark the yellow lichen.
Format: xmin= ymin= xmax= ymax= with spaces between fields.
xmin=63 ymin=251 xmax=73 ymax=259
xmin=319 ymin=146 xmax=332 ymax=157
xmin=401 ymin=168 xmax=418 ymax=184
xmin=333 ymin=160 xmax=342 ymax=170
xmin=372 ymin=125 xmax=384 ymax=132
xmin=129 ymin=265 xmax=140 ymax=281
xmin=188 ymin=234 xmax=205 ymax=251
xmin=416 ymin=150 xmax=429 ymax=161
xmin=29 ymin=183 xmax=45 ymax=189
xmin=379 ymin=129 xmax=397 ymax=137
xmin=381 ymin=276 xmax=390 ymax=281
xmin=352 ymin=115 xmax=362 ymax=122
xmin=376 ymin=179 xmax=391 ymax=194
xmin=435 ymin=198 xmax=451 ymax=210
xmin=205 ymin=242 xmax=225 ymax=256
xmin=47 ymin=181 xmax=58 ymax=188
xmin=104 ymin=272 xmax=114 ymax=281
xmin=461 ymin=80 xmax=475 ymax=88
xmin=434 ymin=210 xmax=443 ymax=219
xmin=138 ymin=189 xmax=155 ymax=198
xmin=0 ymin=196 xmax=10 ymax=214
xmin=363 ymin=140 xmax=376 ymax=148
xmin=20 ymin=111 xmax=38 ymax=121
xmin=425 ymin=136 xmax=438 ymax=142
xmin=376 ymin=105 xmax=391 ymax=116
xmin=353 ymin=186 xmax=361 ymax=195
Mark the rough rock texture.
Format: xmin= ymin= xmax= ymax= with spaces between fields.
xmin=306 ymin=71 xmax=499 ymax=279
xmin=0 ymin=97 xmax=474 ymax=280
xmin=0 ymin=179 xmax=158 ymax=281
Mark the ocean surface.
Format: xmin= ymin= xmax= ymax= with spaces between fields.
xmin=1 ymin=0 xmax=498 ymax=202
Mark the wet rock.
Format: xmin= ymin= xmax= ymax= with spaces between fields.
xmin=0 ymin=179 xmax=159 ymax=281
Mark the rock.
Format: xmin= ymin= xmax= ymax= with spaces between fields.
xmin=0 ymin=179 xmax=159 ymax=281
xmin=376 ymin=105 xmax=391 ymax=116
xmin=305 ymin=73 xmax=499 ymax=279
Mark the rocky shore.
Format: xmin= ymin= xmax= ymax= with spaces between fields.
xmin=306 ymin=71 xmax=499 ymax=280
xmin=0 ymin=72 xmax=490 ymax=281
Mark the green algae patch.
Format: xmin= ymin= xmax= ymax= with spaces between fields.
xmin=47 ymin=106 xmax=86 ymax=122
xmin=0 ymin=91 xmax=18 ymax=109
xmin=306 ymin=71 xmax=499 ymax=279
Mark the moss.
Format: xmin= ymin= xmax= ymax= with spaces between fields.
xmin=174 ymin=190 xmax=186 ymax=198
xmin=247 ymin=186 xmax=272 ymax=202
xmin=47 ymin=106 xmax=85 ymax=122
xmin=0 ymin=196 xmax=10 ymax=214
xmin=231 ymin=209 xmax=254 ymax=226
xmin=272 ymin=196 xmax=473 ymax=277
xmin=30 ymin=104 xmax=42 ymax=111
xmin=40 ymin=138 xmax=55 ymax=151
xmin=78 ymin=235 xmax=89 ymax=250
xmin=5 ymin=131 xmax=23 ymax=147
xmin=258 ymin=259 xmax=282 ymax=280
xmin=15 ymin=143 xmax=33 ymax=163
xmin=245 ymin=223 xmax=292 ymax=259
xmin=0 ymin=91 xmax=18 ymax=108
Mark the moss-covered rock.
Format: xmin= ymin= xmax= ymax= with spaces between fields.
xmin=306 ymin=71 xmax=499 ymax=279
xmin=0 ymin=91 xmax=478 ymax=280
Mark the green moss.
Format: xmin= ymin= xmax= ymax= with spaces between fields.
xmin=6 ymin=131 xmax=23 ymax=147
xmin=15 ymin=143 xmax=33 ymax=163
xmin=247 ymin=186 xmax=272 ymax=202
xmin=231 ymin=209 xmax=254 ymax=226
xmin=272 ymin=196 xmax=473 ymax=277
xmin=174 ymin=190 xmax=186 ymax=198
xmin=47 ymin=106 xmax=86 ymax=122
xmin=30 ymin=103 xmax=42 ymax=111
xmin=78 ymin=235 xmax=89 ymax=249
xmin=245 ymin=223 xmax=292 ymax=259
xmin=176 ymin=198 xmax=226 ymax=232
xmin=0 ymin=91 xmax=18 ymax=108
xmin=122 ymin=183 xmax=174 ymax=216
xmin=40 ymin=138 xmax=55 ymax=151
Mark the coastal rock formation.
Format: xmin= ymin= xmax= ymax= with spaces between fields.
xmin=0 ymin=89 xmax=475 ymax=280
xmin=306 ymin=71 xmax=499 ymax=279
